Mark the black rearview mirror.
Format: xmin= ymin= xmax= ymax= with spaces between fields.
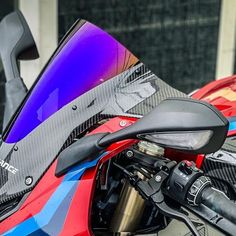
xmin=99 ymin=98 xmax=228 ymax=154
xmin=0 ymin=11 xmax=39 ymax=131
xmin=0 ymin=11 xmax=39 ymax=81
xmin=56 ymin=98 xmax=229 ymax=177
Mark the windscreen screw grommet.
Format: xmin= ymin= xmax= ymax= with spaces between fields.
xmin=25 ymin=176 xmax=33 ymax=186
xmin=72 ymin=105 xmax=77 ymax=110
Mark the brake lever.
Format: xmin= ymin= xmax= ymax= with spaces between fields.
xmin=133 ymin=169 xmax=200 ymax=236
xmin=157 ymin=201 xmax=200 ymax=236
xmin=114 ymin=161 xmax=199 ymax=235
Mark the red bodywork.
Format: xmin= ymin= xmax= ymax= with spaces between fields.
xmin=192 ymin=75 xmax=236 ymax=136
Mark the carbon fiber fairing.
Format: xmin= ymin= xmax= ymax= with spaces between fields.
xmin=203 ymin=136 xmax=236 ymax=199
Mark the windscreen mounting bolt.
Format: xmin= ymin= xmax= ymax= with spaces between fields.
xmin=72 ymin=105 xmax=77 ymax=110
xmin=25 ymin=176 xmax=33 ymax=186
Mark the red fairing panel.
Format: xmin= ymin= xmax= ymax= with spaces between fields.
xmin=192 ymin=75 xmax=236 ymax=135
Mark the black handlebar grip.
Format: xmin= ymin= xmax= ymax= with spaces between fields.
xmin=201 ymin=187 xmax=236 ymax=224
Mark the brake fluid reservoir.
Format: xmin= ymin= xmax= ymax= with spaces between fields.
xmin=137 ymin=141 xmax=164 ymax=157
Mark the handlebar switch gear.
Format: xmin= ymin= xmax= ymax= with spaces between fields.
xmin=168 ymin=160 xmax=203 ymax=202
xmin=187 ymin=176 xmax=212 ymax=206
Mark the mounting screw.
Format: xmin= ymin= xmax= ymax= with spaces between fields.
xmin=14 ymin=146 xmax=18 ymax=151
xmin=119 ymin=120 xmax=127 ymax=127
xmin=217 ymin=153 xmax=223 ymax=158
xmin=72 ymin=105 xmax=77 ymax=110
xmin=126 ymin=150 xmax=134 ymax=158
xmin=155 ymin=175 xmax=162 ymax=182
xmin=25 ymin=176 xmax=33 ymax=186
xmin=135 ymin=67 xmax=141 ymax=74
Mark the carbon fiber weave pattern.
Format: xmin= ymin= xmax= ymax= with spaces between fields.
xmin=0 ymin=63 xmax=187 ymax=209
xmin=203 ymin=137 xmax=236 ymax=199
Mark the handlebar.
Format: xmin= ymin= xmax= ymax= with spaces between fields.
xmin=201 ymin=186 xmax=236 ymax=224
xmin=167 ymin=160 xmax=236 ymax=235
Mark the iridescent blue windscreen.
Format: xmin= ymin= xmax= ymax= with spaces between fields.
xmin=6 ymin=21 xmax=138 ymax=143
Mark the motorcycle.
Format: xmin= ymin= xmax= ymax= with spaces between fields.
xmin=0 ymin=11 xmax=235 ymax=236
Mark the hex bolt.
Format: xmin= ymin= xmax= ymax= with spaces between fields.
xmin=25 ymin=176 xmax=33 ymax=186
xmin=155 ymin=175 xmax=162 ymax=182
xmin=126 ymin=150 xmax=134 ymax=158
xmin=119 ymin=120 xmax=127 ymax=127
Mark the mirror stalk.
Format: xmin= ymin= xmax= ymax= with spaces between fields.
xmin=3 ymin=79 xmax=27 ymax=131
xmin=0 ymin=11 xmax=39 ymax=131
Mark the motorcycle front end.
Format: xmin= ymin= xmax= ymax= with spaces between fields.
xmin=0 ymin=11 xmax=235 ymax=236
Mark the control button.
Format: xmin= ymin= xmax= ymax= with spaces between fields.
xmin=183 ymin=160 xmax=192 ymax=167
xmin=179 ymin=161 xmax=193 ymax=175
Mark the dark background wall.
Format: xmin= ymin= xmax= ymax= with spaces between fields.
xmin=59 ymin=0 xmax=221 ymax=93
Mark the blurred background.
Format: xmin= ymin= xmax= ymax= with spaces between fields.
xmin=0 ymin=0 xmax=236 ymax=130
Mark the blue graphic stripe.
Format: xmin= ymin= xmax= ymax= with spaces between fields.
xmin=4 ymin=153 xmax=107 ymax=236
xmin=229 ymin=121 xmax=236 ymax=131
xmin=224 ymin=116 xmax=236 ymax=132
xmin=33 ymin=183 xmax=78 ymax=235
